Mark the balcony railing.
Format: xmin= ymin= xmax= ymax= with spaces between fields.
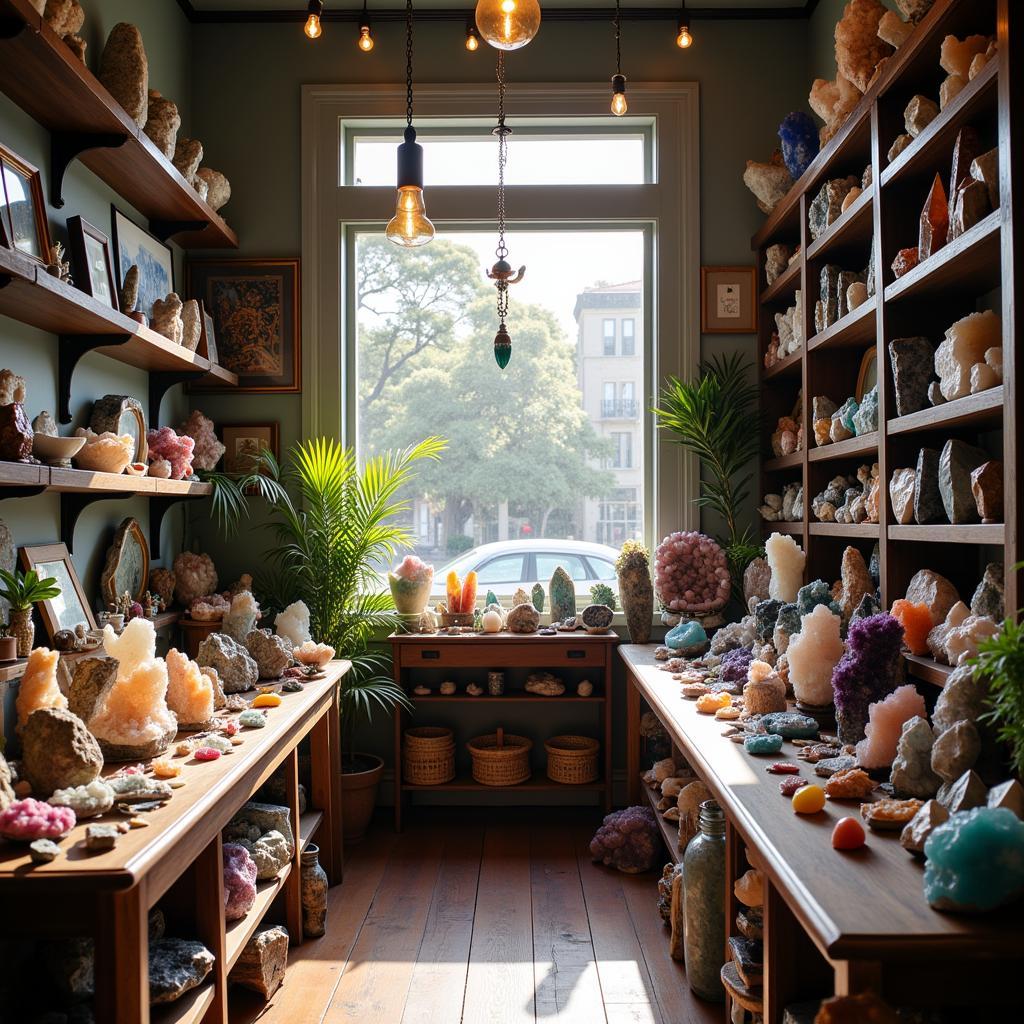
xmin=600 ymin=399 xmax=639 ymax=419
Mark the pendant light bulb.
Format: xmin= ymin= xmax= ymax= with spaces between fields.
xmin=386 ymin=129 xmax=434 ymax=248
xmin=358 ymin=25 xmax=374 ymax=51
xmin=466 ymin=23 xmax=480 ymax=51
xmin=474 ymin=0 xmax=541 ymax=51
xmin=676 ymin=3 xmax=693 ymax=48
xmin=611 ymin=76 xmax=628 ymax=117
xmin=304 ymin=0 xmax=323 ymax=39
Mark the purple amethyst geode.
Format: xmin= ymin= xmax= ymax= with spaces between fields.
xmin=589 ymin=806 xmax=661 ymax=874
xmin=778 ymin=111 xmax=820 ymax=180
xmin=720 ymin=646 xmax=755 ymax=685
xmin=831 ymin=612 xmax=905 ymax=745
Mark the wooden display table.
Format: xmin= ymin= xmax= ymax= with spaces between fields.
xmin=390 ymin=631 xmax=617 ymax=830
xmin=0 ymin=661 xmax=348 ymax=1024
xmin=620 ymin=645 xmax=1020 ymax=1020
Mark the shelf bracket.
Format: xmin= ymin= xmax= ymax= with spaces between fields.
xmin=149 ymin=219 xmax=210 ymax=243
xmin=60 ymin=491 xmax=132 ymax=554
xmin=58 ymin=334 xmax=132 ymax=424
xmin=150 ymin=492 xmax=208 ymax=562
xmin=149 ymin=370 xmax=207 ymax=427
xmin=50 ymin=131 xmax=129 ymax=209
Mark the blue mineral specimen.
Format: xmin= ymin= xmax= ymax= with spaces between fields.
xmin=745 ymin=733 xmax=784 ymax=755
xmin=665 ymin=618 xmax=709 ymax=654
xmin=761 ymin=712 xmax=819 ymax=739
xmin=778 ymin=111 xmax=820 ymax=180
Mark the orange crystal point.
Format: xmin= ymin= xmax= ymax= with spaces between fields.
xmin=459 ymin=571 xmax=478 ymax=614
xmin=15 ymin=647 xmax=65 ymax=731
xmin=918 ymin=172 xmax=949 ymax=260
xmin=166 ymin=648 xmax=215 ymax=726
xmin=446 ymin=570 xmax=462 ymax=612
xmin=890 ymin=599 xmax=933 ymax=656
xmin=88 ymin=659 xmax=177 ymax=747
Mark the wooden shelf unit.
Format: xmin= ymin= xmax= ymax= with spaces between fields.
xmin=755 ymin=0 xmax=1021 ymax=629
xmin=0 ymin=0 xmax=237 ymax=249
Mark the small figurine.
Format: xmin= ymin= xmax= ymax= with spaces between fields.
xmin=46 ymin=242 xmax=72 ymax=283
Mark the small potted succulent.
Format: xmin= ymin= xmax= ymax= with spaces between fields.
xmin=0 ymin=568 xmax=61 ymax=656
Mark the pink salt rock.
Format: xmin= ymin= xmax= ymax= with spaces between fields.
xmin=165 ymin=649 xmax=215 ymax=730
xmin=854 ymin=684 xmax=927 ymax=769
xmin=0 ymin=798 xmax=76 ymax=841
xmin=86 ymin=658 xmax=178 ymax=760
xmin=179 ymin=410 xmax=225 ymax=472
xmin=935 ymin=310 xmax=1001 ymax=402
xmin=194 ymin=747 xmax=222 ymax=762
xmin=653 ymin=531 xmax=732 ymax=614
xmin=787 ymin=605 xmax=844 ymax=707
xmin=147 ymin=426 xmax=195 ymax=480
xmin=15 ymin=648 xmax=66 ymax=732
xmin=223 ymin=842 xmax=258 ymax=921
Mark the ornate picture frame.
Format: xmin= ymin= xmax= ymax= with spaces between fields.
xmin=701 ymin=266 xmax=758 ymax=334
xmin=100 ymin=517 xmax=150 ymax=607
xmin=220 ymin=422 xmax=280 ymax=476
xmin=0 ymin=142 xmax=52 ymax=264
xmin=19 ymin=542 xmax=96 ymax=639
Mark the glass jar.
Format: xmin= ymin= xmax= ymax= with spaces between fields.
xmin=300 ymin=844 xmax=329 ymax=938
xmin=682 ymin=799 xmax=726 ymax=1002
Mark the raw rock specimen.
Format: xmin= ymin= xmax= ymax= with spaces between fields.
xmin=143 ymin=90 xmax=180 ymax=160
xmin=48 ymin=779 xmax=115 ymax=817
xmin=971 ymin=561 xmax=1004 ymax=621
xmin=927 ymin=601 xmax=969 ymax=664
xmin=905 ymin=569 xmax=958 ymax=627
xmin=0 ymin=401 xmax=33 ymax=462
xmin=825 ymin=767 xmax=876 ymax=800
xmin=178 ymin=410 xmax=225 ymax=472
xmin=196 ymin=168 xmax=231 ymax=212
xmin=923 ymin=807 xmax=1024 ymax=912
xmin=855 ymin=684 xmax=926 ymax=769
xmin=16 ymin=647 xmax=65 ymax=731
xmin=764 ymin=244 xmax=791 ymax=286
xmin=654 ymin=532 xmax=731 ymax=616
xmin=548 ymin=566 xmax=577 ymax=623
xmin=224 ymin=842 xmax=258 ymax=920
xmin=293 ymin=641 xmax=334 ymax=668
xmin=877 ymin=10 xmax=913 ymax=48
xmin=152 ymin=293 xmax=184 ymax=345
xmin=589 ymin=806 xmax=661 ymax=873
xmin=229 ymin=925 xmax=289 ymax=999
xmin=778 ymin=111 xmax=819 ymax=179
xmin=900 ymin=798 xmax=948 ymax=854
xmin=837 ymin=545 xmax=873 ymax=622
xmin=945 ymin=614 xmax=999 ymax=668
xmin=147 ymin=426 xmax=194 ymax=480
xmin=940 ymin=33 xmax=992 ymax=79
xmin=507 ymin=602 xmax=540 ymax=634
xmin=150 ymin=938 xmax=215 ymax=1004
xmin=939 ymin=439 xmax=987 ymax=524
xmin=809 ymin=74 xmax=860 ymax=145
xmin=919 ymin=173 xmax=949 ymax=260
xmin=904 ymin=94 xmax=938 ymax=138
xmin=245 ymin=629 xmax=292 ymax=681
xmin=743 ymin=152 xmax=793 ymax=214
xmin=787 ymin=605 xmax=844 ymax=708
xmin=891 ymin=246 xmax=919 ymax=279
xmin=931 ymin=720 xmax=981 ymax=784
xmin=761 ymin=711 xmax=819 ymax=739
xmin=664 ymin=618 xmax=706 ymax=652
xmin=98 ymin=23 xmax=148 ymax=127
xmin=173 ymin=137 xmax=203 ymax=185
xmin=935 ymin=309 xmax=1000 ymax=402
xmin=891 ymin=717 xmax=941 ymax=798
xmin=525 ymin=671 xmax=566 ymax=696
xmin=832 ymin=613 xmax=904 ymax=745
xmin=0 ymin=798 xmax=76 ymax=841
xmin=165 ymin=648 xmax=215 ymax=729
xmin=765 ymin=532 xmax=805 ymax=603
xmin=743 ymin=660 xmax=787 ymax=715
xmin=888 ymin=337 xmax=935 ymax=416
xmin=223 ymin=590 xmax=260 ymax=643
xmin=937 ymin=769 xmax=988 ymax=814
xmin=173 ymin=551 xmax=218 ymax=605
xmin=181 ymin=299 xmax=202 ymax=352
xmin=21 ymin=707 xmax=103 ymax=797
xmin=835 ymin=0 xmax=893 ymax=92
xmin=88 ymin=656 xmax=177 ymax=761
xmin=913 ymin=448 xmax=944 ymax=525
xmin=861 ymin=797 xmax=923 ymax=831
xmin=197 ymin=633 xmax=258 ymax=693
xmin=808 ymin=176 xmax=859 ymax=240
xmin=890 ymin=599 xmax=932 ymax=655
xmin=971 ymin=148 xmax=999 ymax=209
xmin=72 ymin=427 xmax=133 ymax=474
xmin=896 ymin=0 xmax=934 ymax=23
xmin=104 ymin=615 xmax=157 ymax=678
xmin=988 ymin=780 xmax=1024 ymax=818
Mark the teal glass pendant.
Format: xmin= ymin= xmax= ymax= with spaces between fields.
xmin=494 ymin=324 xmax=512 ymax=368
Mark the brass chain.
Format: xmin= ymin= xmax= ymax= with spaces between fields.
xmin=615 ymin=0 xmax=622 ymax=74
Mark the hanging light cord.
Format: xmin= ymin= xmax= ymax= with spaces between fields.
xmin=405 ymin=0 xmax=414 ymax=128
xmin=494 ymin=51 xmax=510 ymax=323
xmin=614 ymin=0 xmax=622 ymax=76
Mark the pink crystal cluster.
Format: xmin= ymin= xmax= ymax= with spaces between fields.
xmin=654 ymin=531 xmax=732 ymax=614
xmin=147 ymin=427 xmax=195 ymax=480
xmin=392 ymin=554 xmax=433 ymax=583
xmin=173 ymin=551 xmax=218 ymax=606
xmin=179 ymin=411 xmax=225 ymax=472
xmin=223 ymin=842 xmax=258 ymax=920
xmin=0 ymin=798 xmax=76 ymax=841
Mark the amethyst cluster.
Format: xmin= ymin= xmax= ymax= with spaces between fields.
xmin=589 ymin=806 xmax=661 ymax=874
xmin=831 ymin=612 xmax=905 ymax=745
xmin=720 ymin=647 xmax=754 ymax=685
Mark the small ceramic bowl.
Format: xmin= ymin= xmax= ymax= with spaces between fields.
xmin=32 ymin=434 xmax=86 ymax=464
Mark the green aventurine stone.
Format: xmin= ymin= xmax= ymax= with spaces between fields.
xmin=548 ymin=566 xmax=576 ymax=624
xmin=485 ymin=590 xmax=499 ymax=608
xmin=531 ymin=584 xmax=545 ymax=613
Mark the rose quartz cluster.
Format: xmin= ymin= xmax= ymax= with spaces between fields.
xmin=179 ymin=410 xmax=225 ymax=472
xmin=393 ymin=554 xmax=433 ymax=583
xmin=224 ymin=842 xmax=258 ymax=920
xmin=173 ymin=551 xmax=218 ymax=606
xmin=0 ymin=798 xmax=76 ymax=841
xmin=191 ymin=593 xmax=230 ymax=621
xmin=147 ymin=426 xmax=195 ymax=480
xmin=855 ymin=684 xmax=927 ymax=769
xmin=653 ymin=532 xmax=731 ymax=614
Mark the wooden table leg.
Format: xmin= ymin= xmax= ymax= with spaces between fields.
xmin=194 ymin=835 xmax=228 ymax=1024
xmin=834 ymin=959 xmax=883 ymax=997
xmin=626 ymin=667 xmax=641 ymax=805
xmin=604 ymin=645 xmax=613 ymax=811
xmin=283 ymin=747 xmax=304 ymax=943
xmin=328 ymin=684 xmax=344 ymax=880
xmin=310 ymin=692 xmax=343 ymax=885
xmin=95 ymin=882 xmax=148 ymax=1024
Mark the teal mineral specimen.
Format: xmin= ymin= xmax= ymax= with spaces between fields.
xmin=548 ymin=566 xmax=576 ymax=623
xmin=665 ymin=619 xmax=708 ymax=654
xmin=761 ymin=712 xmax=819 ymax=739
xmin=924 ymin=807 xmax=1024 ymax=912
xmin=531 ymin=583 xmax=545 ymax=613
xmin=837 ymin=396 xmax=859 ymax=434
xmin=797 ymin=579 xmax=840 ymax=617
xmin=485 ymin=590 xmax=499 ymax=608
xmin=745 ymin=734 xmax=784 ymax=755
xmin=754 ymin=599 xmax=784 ymax=643
xmin=239 ymin=709 xmax=267 ymax=729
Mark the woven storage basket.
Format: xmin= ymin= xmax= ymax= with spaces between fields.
xmin=545 ymin=735 xmax=600 ymax=785
xmin=403 ymin=727 xmax=456 ymax=785
xmin=467 ymin=727 xmax=532 ymax=786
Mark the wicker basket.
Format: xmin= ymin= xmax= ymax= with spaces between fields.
xmin=403 ymin=727 xmax=456 ymax=786
xmin=545 ymin=735 xmax=600 ymax=785
xmin=467 ymin=727 xmax=532 ymax=786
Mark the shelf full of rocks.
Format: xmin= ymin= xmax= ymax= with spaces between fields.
xmin=753 ymin=0 xmax=1020 ymax=688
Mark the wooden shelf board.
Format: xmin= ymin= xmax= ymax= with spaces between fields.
xmin=0 ymin=0 xmax=237 ymax=249
xmin=760 ymin=520 xmax=804 ymax=535
xmin=402 ymin=771 xmax=606 ymax=792
xmin=759 ymin=258 xmax=801 ymax=305
xmin=409 ymin=693 xmax=606 ymax=703
xmin=806 ymin=185 xmax=874 ymax=261
xmin=904 ymin=654 xmax=955 ymax=688
xmin=881 ymin=58 xmax=998 ymax=190
xmin=883 ymin=212 xmax=1001 ymax=304
xmin=299 ymin=810 xmax=323 ymax=852
xmin=0 ymin=464 xmax=212 ymax=498
xmin=888 ymin=387 xmax=1004 ymax=435
xmin=807 ymin=298 xmax=877 ymax=352
xmin=225 ymin=865 xmax=290 ymax=972
xmin=809 ymin=522 xmax=880 ymax=538
xmin=807 ymin=431 xmax=879 ymax=462
xmin=763 ymin=348 xmax=802 ymax=380
xmin=889 ymin=523 xmax=1004 ymax=544
xmin=151 ymin=980 xmax=217 ymax=1024
xmin=642 ymin=779 xmax=681 ymax=858
xmin=763 ymin=450 xmax=804 ymax=472
xmin=0 ymin=462 xmax=47 ymax=487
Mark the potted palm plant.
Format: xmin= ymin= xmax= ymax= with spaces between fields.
xmin=0 ymin=568 xmax=61 ymax=656
xmin=211 ymin=435 xmax=445 ymax=841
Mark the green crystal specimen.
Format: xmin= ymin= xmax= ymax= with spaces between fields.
xmin=485 ymin=589 xmax=499 ymax=608
xmin=796 ymin=579 xmax=840 ymax=617
xmin=548 ymin=566 xmax=576 ymax=624
xmin=590 ymin=583 xmax=617 ymax=612
xmin=531 ymin=583 xmax=544 ymax=612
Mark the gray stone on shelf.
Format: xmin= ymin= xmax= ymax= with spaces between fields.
xmin=899 ymin=799 xmax=949 ymax=856
xmin=932 ymin=664 xmax=988 ymax=735
xmin=970 ymin=561 xmax=1004 ymax=621
xmin=987 ymin=779 xmax=1024 ymax=819
xmin=234 ymin=829 xmax=291 ymax=881
xmin=913 ymin=447 xmax=944 ymax=525
xmin=927 ymin=380 xmax=946 ymax=406
xmin=229 ymin=925 xmax=290 ymax=1000
xmin=936 ymin=768 xmax=987 ymax=814
xmin=197 ymin=632 xmax=258 ymax=693
xmin=851 ymin=386 xmax=878 ymax=436
xmin=938 ymin=438 xmax=988 ymax=524
xmin=837 ymin=270 xmax=866 ymax=320
xmin=890 ymin=716 xmax=941 ymax=799
xmin=224 ymin=801 xmax=295 ymax=857
xmin=814 ymin=755 xmax=856 ymax=777
xmin=819 ymin=264 xmax=841 ymax=328
xmin=68 ymin=657 xmax=117 ymax=724
xmin=888 ymin=337 xmax=935 ymax=417
xmin=21 ymin=707 xmax=103 ymax=797
xmin=930 ymin=719 xmax=981 ymax=784
xmin=149 ymin=937 xmax=215 ymax=1005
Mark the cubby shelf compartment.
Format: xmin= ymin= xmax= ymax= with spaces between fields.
xmin=225 ymin=865 xmax=291 ymax=972
xmin=642 ymin=779 xmax=680 ymax=857
xmin=809 ymin=523 xmax=880 ymax=538
xmin=759 ymin=259 xmax=801 ymax=305
xmin=904 ymin=654 xmax=955 ymax=688
xmin=760 ymin=520 xmax=804 ymax=535
xmin=889 ymin=523 xmax=1004 ymax=544
xmin=807 ymin=431 xmax=879 ymax=462
xmin=805 ymin=186 xmax=874 ymax=261
xmin=764 ymin=450 xmax=803 ymax=472
xmin=401 ymin=772 xmax=606 ymax=792
xmin=887 ymin=386 xmax=1004 ymax=435
xmin=763 ymin=349 xmax=802 ymax=381
xmin=806 ymin=298 xmax=877 ymax=352
xmin=0 ymin=0 xmax=238 ymax=248
xmin=151 ymin=982 xmax=217 ymax=1024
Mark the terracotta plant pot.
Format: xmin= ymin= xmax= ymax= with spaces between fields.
xmin=9 ymin=608 xmax=34 ymax=657
xmin=341 ymin=753 xmax=384 ymax=843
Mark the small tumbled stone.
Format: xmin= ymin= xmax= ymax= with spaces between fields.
xmin=779 ymin=777 xmax=806 ymax=797
xmin=281 ymin=679 xmax=304 ymax=693
xmin=128 ymin=817 xmax=150 ymax=828
xmin=745 ymin=734 xmax=784 ymax=755
xmin=767 ymin=762 xmax=800 ymax=774
xmin=239 ymin=710 xmax=267 ymax=729
xmin=29 ymin=838 xmax=61 ymax=863
xmin=169 ymin=779 xmax=187 ymax=788
xmin=715 ymin=706 xmax=741 ymax=721
xmin=194 ymin=747 xmax=222 ymax=761
xmin=85 ymin=823 xmax=120 ymax=851
xmin=251 ymin=693 xmax=282 ymax=708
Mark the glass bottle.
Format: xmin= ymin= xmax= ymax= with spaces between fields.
xmin=300 ymin=843 xmax=329 ymax=938
xmin=682 ymin=799 xmax=726 ymax=1002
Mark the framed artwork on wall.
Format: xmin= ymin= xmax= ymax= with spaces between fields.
xmin=220 ymin=422 xmax=280 ymax=476
xmin=0 ymin=143 xmax=51 ymax=264
xmin=110 ymin=205 xmax=174 ymax=318
xmin=19 ymin=542 xmax=97 ymax=640
xmin=67 ymin=215 xmax=119 ymax=311
xmin=700 ymin=266 xmax=758 ymax=334
xmin=199 ymin=303 xmax=218 ymax=364
xmin=186 ymin=258 xmax=301 ymax=393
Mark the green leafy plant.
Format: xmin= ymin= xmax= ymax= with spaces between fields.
xmin=973 ymin=612 xmax=1024 ymax=778
xmin=590 ymin=583 xmax=617 ymax=611
xmin=0 ymin=568 xmax=61 ymax=612
xmin=654 ymin=353 xmax=764 ymax=595
xmin=251 ymin=436 xmax=446 ymax=761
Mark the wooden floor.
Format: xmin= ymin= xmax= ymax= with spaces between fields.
xmin=231 ymin=812 xmax=719 ymax=1024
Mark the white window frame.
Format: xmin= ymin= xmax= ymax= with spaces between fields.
xmin=301 ymin=82 xmax=701 ymax=543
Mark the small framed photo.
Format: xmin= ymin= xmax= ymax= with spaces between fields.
xmin=198 ymin=303 xmax=218 ymax=364
xmin=701 ymin=266 xmax=758 ymax=334
xmin=221 ymin=422 xmax=280 ymax=476
xmin=19 ymin=542 xmax=97 ymax=640
xmin=0 ymin=143 xmax=52 ymax=264
xmin=110 ymin=205 xmax=174 ymax=318
xmin=67 ymin=215 xmax=119 ymax=311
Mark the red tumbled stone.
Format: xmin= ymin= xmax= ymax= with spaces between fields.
xmin=194 ymin=747 xmax=222 ymax=761
xmin=779 ymin=776 xmax=806 ymax=797
xmin=766 ymin=762 xmax=801 ymax=774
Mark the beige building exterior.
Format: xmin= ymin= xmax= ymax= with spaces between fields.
xmin=574 ymin=281 xmax=644 ymax=546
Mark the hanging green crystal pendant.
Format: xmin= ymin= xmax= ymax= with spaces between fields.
xmin=494 ymin=323 xmax=512 ymax=368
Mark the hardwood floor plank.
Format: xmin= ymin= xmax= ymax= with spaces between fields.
xmin=400 ymin=825 xmax=485 ymax=1024
xmin=573 ymin=828 xmax=664 ymax=1024
xmin=323 ymin=826 xmax=446 ymax=1024
xmin=462 ymin=825 xmax=536 ymax=1024
xmin=530 ymin=826 xmax=607 ymax=1024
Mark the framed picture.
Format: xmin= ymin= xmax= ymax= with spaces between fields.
xmin=701 ymin=266 xmax=758 ymax=334
xmin=110 ymin=205 xmax=174 ymax=318
xmin=198 ymin=304 xmax=218 ymax=364
xmin=187 ymin=258 xmax=301 ymax=392
xmin=0 ymin=143 xmax=51 ymax=264
xmin=67 ymin=215 xmax=119 ymax=311
xmin=221 ymin=422 xmax=280 ymax=476
xmin=19 ymin=543 xmax=97 ymax=640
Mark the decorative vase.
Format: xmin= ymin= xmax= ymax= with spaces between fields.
xmin=340 ymin=752 xmax=384 ymax=843
xmin=300 ymin=843 xmax=329 ymax=938
xmin=682 ymin=800 xmax=726 ymax=1002
xmin=0 ymin=635 xmax=16 ymax=662
xmin=9 ymin=608 xmax=34 ymax=657
xmin=388 ymin=572 xmax=433 ymax=618
xmin=617 ymin=564 xmax=654 ymax=644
